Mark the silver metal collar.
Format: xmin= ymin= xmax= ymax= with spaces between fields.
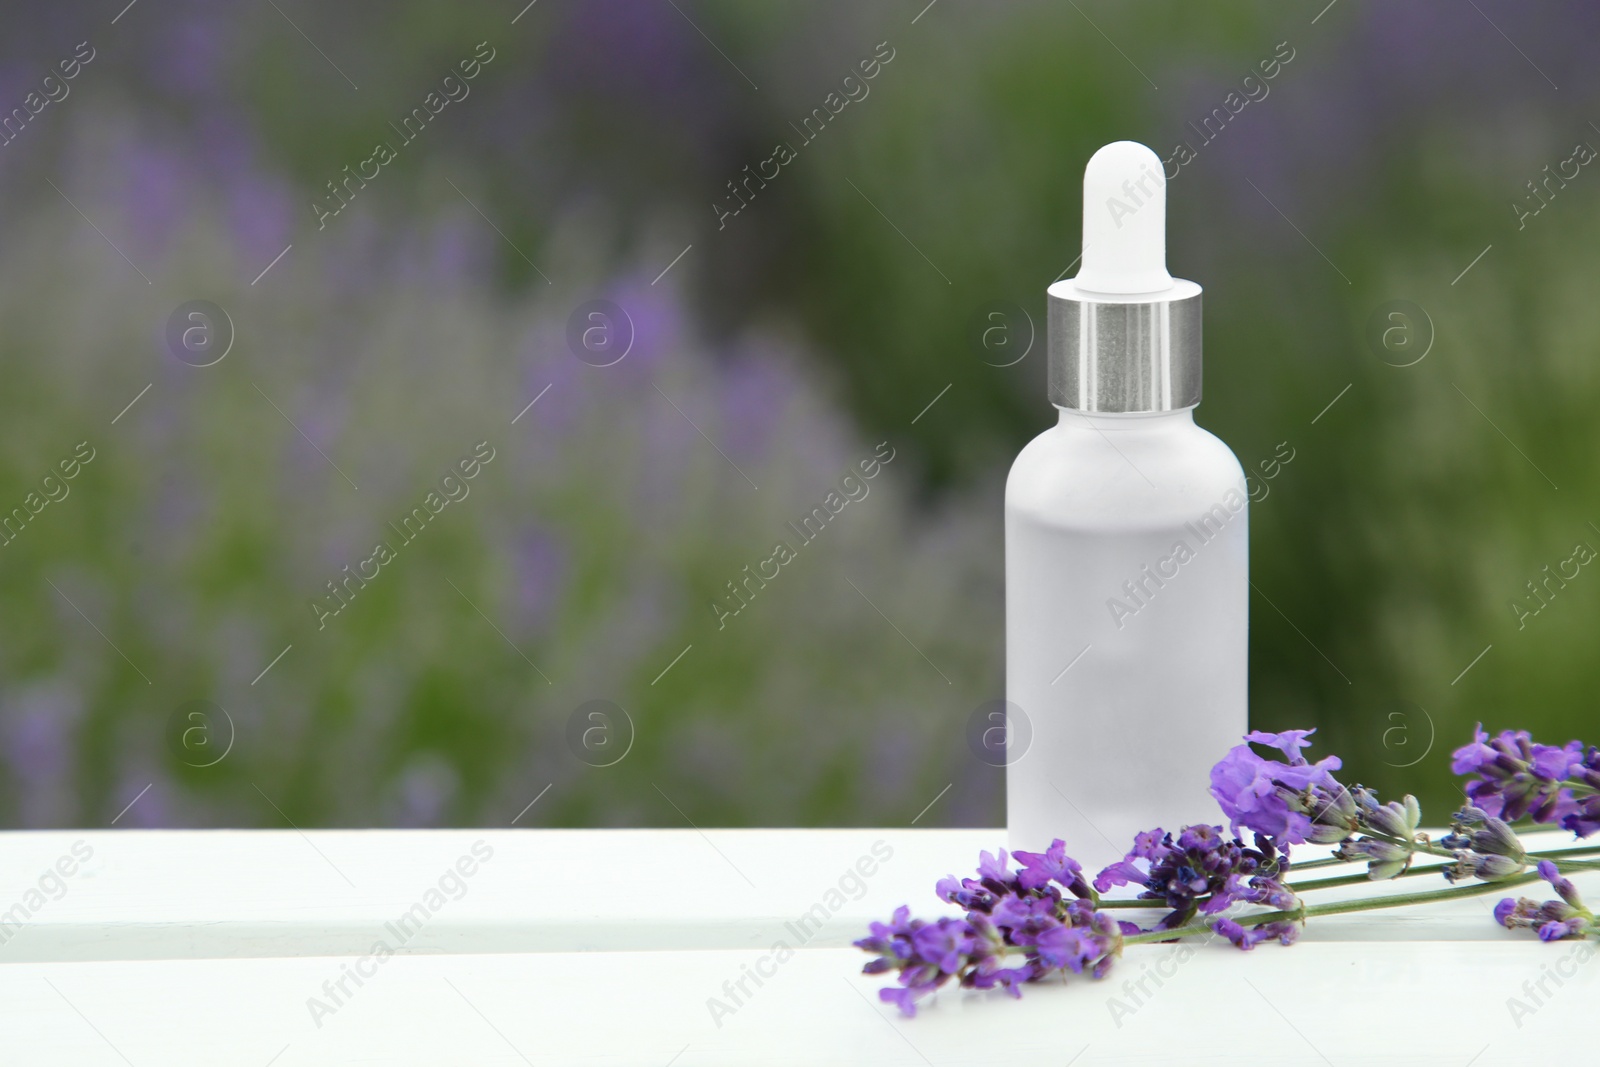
xmin=1046 ymin=278 xmax=1202 ymax=413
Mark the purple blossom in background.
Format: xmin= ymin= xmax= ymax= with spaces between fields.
xmin=153 ymin=12 xmax=232 ymax=96
xmin=426 ymin=218 xmax=483 ymax=282
xmin=513 ymin=528 xmax=567 ymax=634
xmin=113 ymin=771 xmax=171 ymax=829
xmin=546 ymin=0 xmax=724 ymax=130
xmin=119 ymin=141 xmax=194 ymax=263
xmin=224 ymin=170 xmax=295 ymax=266
xmin=390 ymin=755 xmax=459 ymax=827
xmin=607 ymin=279 xmax=682 ymax=375
xmin=2 ymin=685 xmax=80 ymax=826
xmin=719 ymin=355 xmax=792 ymax=462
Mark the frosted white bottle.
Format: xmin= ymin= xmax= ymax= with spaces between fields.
xmin=1005 ymin=142 xmax=1248 ymax=872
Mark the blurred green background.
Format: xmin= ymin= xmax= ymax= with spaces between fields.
xmin=0 ymin=0 xmax=1594 ymax=830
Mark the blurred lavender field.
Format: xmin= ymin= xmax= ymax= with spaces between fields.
xmin=0 ymin=1 xmax=1597 ymax=828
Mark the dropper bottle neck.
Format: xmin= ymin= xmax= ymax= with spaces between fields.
xmin=1055 ymin=406 xmax=1195 ymax=430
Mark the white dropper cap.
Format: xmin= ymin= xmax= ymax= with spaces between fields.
xmin=1046 ymin=139 xmax=1202 ymax=412
xmin=1074 ymin=140 xmax=1174 ymax=295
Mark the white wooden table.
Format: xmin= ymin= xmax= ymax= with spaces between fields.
xmin=0 ymin=828 xmax=1588 ymax=1064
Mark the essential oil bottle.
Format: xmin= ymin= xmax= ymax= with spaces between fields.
xmin=1006 ymin=141 xmax=1248 ymax=871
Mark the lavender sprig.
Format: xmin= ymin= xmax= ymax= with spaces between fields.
xmin=857 ymin=726 xmax=1600 ymax=1016
xmin=854 ymin=844 xmax=1124 ymax=1016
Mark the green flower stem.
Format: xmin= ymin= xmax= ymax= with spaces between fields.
xmin=1094 ymin=828 xmax=1589 ymax=889
xmin=1289 ymin=868 xmax=1423 ymax=893
xmin=1529 ymin=844 xmax=1600 ymax=862
xmin=1098 ymin=838 xmax=1600 ymax=912
xmin=1355 ymin=827 xmax=1461 ymax=863
xmin=1361 ymin=827 xmax=1600 ymax=868
xmin=1290 ymin=869 xmax=1543 ymax=917
xmin=1103 ymin=844 xmax=1600 ymax=913
xmin=1407 ymin=838 xmax=1460 ymax=861
xmin=1121 ymin=869 xmax=1547 ymax=946
xmin=1286 ymin=847 xmax=1600 ymax=893
xmin=1245 ymin=832 xmax=1590 ymax=874
xmin=1277 ymin=854 xmax=1357 ymax=873
xmin=1122 ymin=924 xmax=1212 ymax=945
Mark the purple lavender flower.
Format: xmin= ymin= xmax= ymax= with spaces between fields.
xmin=1495 ymin=860 xmax=1594 ymax=942
xmin=1039 ymin=901 xmax=1123 ymax=979
xmin=1433 ymin=807 xmax=1528 ymax=882
xmin=976 ymin=848 xmax=1019 ymax=889
xmin=1560 ymin=746 xmax=1600 ymax=837
xmin=1219 ymin=871 xmax=1300 ymax=912
xmin=1441 ymin=806 xmax=1525 ymax=858
xmin=1535 ymin=860 xmax=1586 ymax=911
xmin=1209 ymin=729 xmax=1349 ymax=844
xmin=990 ymin=892 xmax=1061 ymax=946
xmin=1444 ymin=851 xmax=1525 ymax=883
xmin=1213 ymin=916 xmax=1301 ymax=950
xmin=1452 ymin=724 xmax=1583 ymax=824
xmin=1537 ymin=917 xmax=1590 ymax=942
xmin=855 ymin=905 xmax=916 ymax=967
xmin=1247 ymin=729 xmax=1318 ymax=758
xmin=859 ymin=843 xmax=1122 ymax=1016
xmin=1011 ymin=838 xmax=1091 ymax=896
xmin=911 ymin=919 xmax=977 ymax=974
xmin=1093 ymin=823 xmax=1293 ymax=931
xmin=933 ymin=874 xmax=986 ymax=911
xmin=933 ymin=847 xmax=1019 ymax=914
xmin=1566 ymin=801 xmax=1600 ymax=838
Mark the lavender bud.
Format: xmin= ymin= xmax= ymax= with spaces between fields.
xmin=1307 ymin=820 xmax=1354 ymax=845
xmin=1353 ymin=786 xmax=1382 ymax=816
xmin=1335 ymin=836 xmax=1413 ymax=881
xmin=1469 ymin=816 xmax=1525 ymax=860
xmin=1367 ymin=795 xmax=1421 ymax=840
xmin=1448 ymin=851 xmax=1525 ymax=882
xmin=1304 ymin=782 xmax=1359 ymax=844
xmin=1366 ymin=840 xmax=1411 ymax=863
xmin=1476 ymin=853 xmax=1526 ymax=879
xmin=1536 ymin=859 xmax=1586 ymax=909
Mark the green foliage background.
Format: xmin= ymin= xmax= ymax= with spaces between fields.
xmin=0 ymin=0 xmax=1594 ymax=830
